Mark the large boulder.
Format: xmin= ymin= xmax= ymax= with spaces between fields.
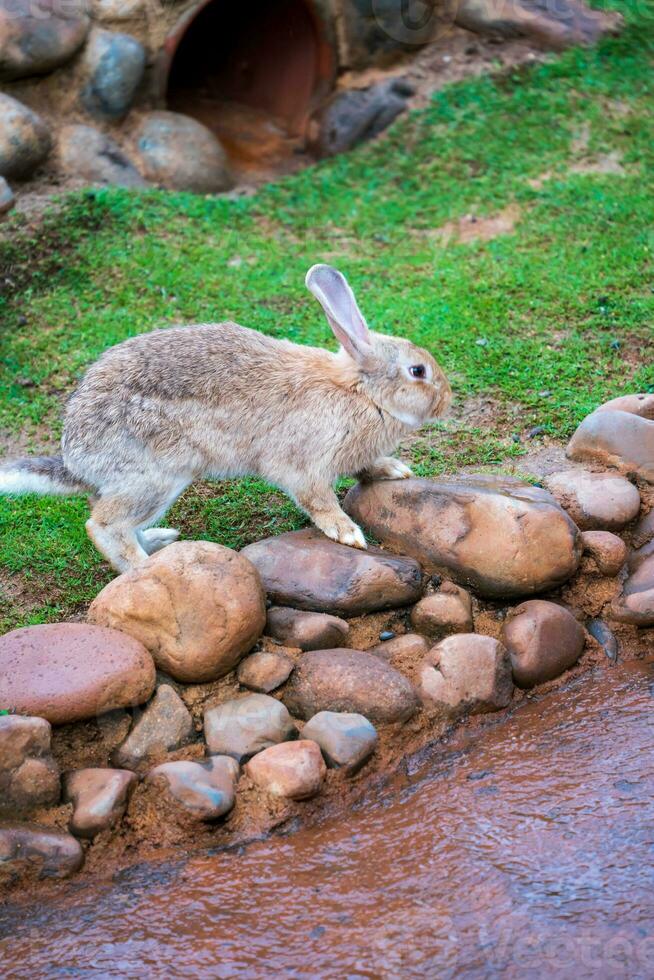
xmin=81 ymin=28 xmax=146 ymax=120
xmin=58 ymin=124 xmax=147 ymax=188
xmin=567 ymin=394 xmax=654 ymax=483
xmin=0 ymin=94 xmax=51 ymax=179
xmin=501 ymin=600 xmax=585 ymax=687
xmin=242 ymin=528 xmax=424 ymax=615
xmin=146 ymin=757 xmax=239 ymax=821
xmin=544 ymin=468 xmax=640 ymax=531
xmin=0 ymin=623 xmax=155 ymax=724
xmin=283 ymin=648 xmax=419 ymax=724
xmin=63 ymin=768 xmax=136 ymax=839
xmin=204 ymin=693 xmax=296 ymax=763
xmin=344 ymin=475 xmax=582 ymax=598
xmin=111 ymin=684 xmax=194 ymax=770
xmin=417 ymin=634 xmax=513 ymax=718
xmin=0 ymin=824 xmax=83 ymax=882
xmin=0 ymin=715 xmax=59 ymax=811
xmin=245 ymin=740 xmax=325 ymax=800
xmin=0 ymin=0 xmax=89 ymax=81
xmin=265 ymin=606 xmax=349 ymax=651
xmin=611 ymin=554 xmax=654 ymax=627
xmin=88 ymin=541 xmax=266 ymax=683
xmin=133 ymin=111 xmax=233 ymax=193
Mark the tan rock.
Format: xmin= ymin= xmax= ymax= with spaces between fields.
xmin=0 ymin=0 xmax=89 ymax=81
xmin=204 ymin=694 xmax=296 ymax=763
xmin=0 ymin=623 xmax=155 ymax=725
xmin=0 ymin=824 xmax=83 ymax=882
xmin=265 ymin=607 xmax=349 ymax=651
xmin=367 ymin=633 xmax=430 ymax=662
xmin=237 ymin=650 xmax=294 ymax=693
xmin=112 ymin=685 xmax=193 ymax=770
xmin=610 ymin=553 xmax=654 ymax=626
xmin=64 ymin=768 xmax=136 ymax=839
xmin=283 ymin=648 xmax=419 ymax=724
xmin=567 ymin=395 xmax=654 ymax=482
xmin=581 ymin=530 xmax=627 ymax=576
xmin=89 ymin=541 xmax=266 ymax=683
xmin=344 ymin=475 xmax=581 ymax=598
xmin=133 ymin=111 xmax=233 ymax=193
xmin=0 ymin=93 xmax=51 ymax=179
xmin=146 ymin=756 xmax=239 ymax=821
xmin=501 ymin=600 xmax=585 ymax=688
xmin=0 ymin=715 xmax=59 ymax=811
xmin=418 ymin=634 xmax=513 ymax=717
xmin=242 ymin=528 xmax=424 ymax=615
xmin=410 ymin=582 xmax=473 ymax=638
xmin=545 ymin=469 xmax=640 ymax=531
xmin=245 ymin=740 xmax=325 ymax=800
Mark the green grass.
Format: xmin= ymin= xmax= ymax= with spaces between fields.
xmin=1 ymin=0 xmax=653 ymax=630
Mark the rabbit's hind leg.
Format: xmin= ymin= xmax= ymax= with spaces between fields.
xmin=86 ymin=482 xmax=184 ymax=572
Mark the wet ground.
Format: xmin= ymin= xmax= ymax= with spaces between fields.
xmin=1 ymin=660 xmax=652 ymax=979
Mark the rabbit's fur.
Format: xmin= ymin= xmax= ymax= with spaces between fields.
xmin=0 ymin=265 xmax=450 ymax=571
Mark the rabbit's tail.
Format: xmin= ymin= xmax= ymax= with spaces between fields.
xmin=0 ymin=456 xmax=90 ymax=496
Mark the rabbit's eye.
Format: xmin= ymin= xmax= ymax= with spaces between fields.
xmin=409 ymin=364 xmax=426 ymax=379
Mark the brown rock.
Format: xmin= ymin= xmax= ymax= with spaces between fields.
xmin=344 ymin=475 xmax=581 ymax=598
xmin=283 ymin=649 xmax=419 ymax=724
xmin=367 ymin=633 xmax=430 ymax=662
xmin=237 ymin=650 xmax=294 ymax=693
xmin=455 ymin=0 xmax=621 ymax=51
xmin=0 ymin=824 xmax=83 ymax=882
xmin=581 ymin=530 xmax=628 ymax=576
xmin=0 ymin=715 xmax=59 ymax=811
xmin=146 ymin=756 xmax=239 ymax=821
xmin=58 ymin=124 xmax=147 ymax=188
xmin=204 ymin=694 xmax=296 ymax=763
xmin=265 ymin=606 xmax=349 ymax=651
xmin=545 ymin=468 xmax=640 ymax=531
xmin=0 ymin=623 xmax=155 ymax=725
xmin=631 ymin=509 xmax=654 ymax=551
xmin=111 ymin=685 xmax=193 ymax=771
xmin=302 ymin=711 xmax=377 ymax=772
xmin=245 ymin=740 xmax=326 ymax=800
xmin=418 ymin=635 xmax=513 ymax=717
xmin=610 ymin=553 xmax=654 ymax=627
xmin=242 ymin=528 xmax=424 ymax=615
xmin=567 ymin=395 xmax=654 ymax=483
xmin=501 ymin=600 xmax=585 ymax=688
xmin=410 ymin=582 xmax=473 ymax=638
xmin=0 ymin=0 xmax=89 ymax=81
xmin=0 ymin=93 xmax=51 ymax=179
xmin=63 ymin=768 xmax=136 ymax=839
xmin=89 ymin=541 xmax=266 ymax=683
xmin=133 ymin=111 xmax=233 ymax=193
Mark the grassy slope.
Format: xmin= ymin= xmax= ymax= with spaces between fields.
xmin=0 ymin=1 xmax=652 ymax=630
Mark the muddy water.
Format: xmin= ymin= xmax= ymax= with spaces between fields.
xmin=1 ymin=662 xmax=653 ymax=979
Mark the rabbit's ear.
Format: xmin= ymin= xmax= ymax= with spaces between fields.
xmin=305 ymin=264 xmax=374 ymax=363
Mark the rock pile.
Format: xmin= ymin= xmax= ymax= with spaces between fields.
xmin=1 ymin=393 xmax=651 ymax=884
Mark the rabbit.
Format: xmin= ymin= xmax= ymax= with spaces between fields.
xmin=0 ymin=264 xmax=451 ymax=573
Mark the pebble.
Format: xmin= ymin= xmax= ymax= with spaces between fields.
xmin=89 ymin=541 xmax=266 ymax=683
xmin=367 ymin=633 xmax=430 ymax=662
xmin=204 ymin=694 xmax=296 ymax=763
xmin=147 ymin=757 xmax=239 ymax=821
xmin=242 ymin=528 xmax=424 ymax=616
xmin=302 ymin=711 xmax=378 ymax=772
xmin=0 ymin=175 xmax=14 ymax=213
xmin=64 ymin=768 xmax=136 ymax=838
xmin=379 ymin=630 xmax=396 ymax=641
xmin=501 ymin=600 xmax=585 ymax=688
xmin=237 ymin=650 xmax=294 ymax=694
xmin=581 ymin=530 xmax=628 ymax=576
xmin=111 ymin=684 xmax=193 ymax=771
xmin=283 ymin=648 xmax=419 ymax=724
xmin=245 ymin=740 xmax=326 ymax=800
xmin=344 ymin=475 xmax=581 ymax=599
xmin=545 ymin=468 xmax=640 ymax=531
xmin=418 ymin=634 xmax=513 ymax=718
xmin=0 ymin=824 xmax=83 ymax=882
xmin=265 ymin=606 xmax=349 ymax=651
xmin=0 ymin=623 xmax=155 ymax=725
xmin=0 ymin=715 xmax=59 ymax=811
xmin=410 ymin=582 xmax=473 ymax=639
xmin=587 ymin=619 xmax=619 ymax=662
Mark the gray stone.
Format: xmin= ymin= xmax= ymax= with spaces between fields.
xmin=266 ymin=606 xmax=349 ymax=651
xmin=0 ymin=94 xmax=51 ymax=179
xmin=237 ymin=649 xmax=294 ymax=694
xmin=418 ymin=634 xmax=513 ymax=718
xmin=245 ymin=740 xmax=325 ymax=800
xmin=310 ymin=79 xmax=413 ymax=158
xmin=147 ymin=756 xmax=239 ymax=821
xmin=0 ymin=0 xmax=89 ymax=81
xmin=111 ymin=684 xmax=193 ymax=770
xmin=81 ymin=28 xmax=146 ymax=120
xmin=0 ymin=715 xmax=59 ymax=811
xmin=203 ymin=693 xmax=296 ymax=763
xmin=63 ymin=768 xmax=136 ymax=838
xmin=58 ymin=124 xmax=147 ymax=188
xmin=0 ymin=175 xmax=13 ymax=213
xmin=133 ymin=111 xmax=233 ymax=193
xmin=302 ymin=711 xmax=377 ymax=772
xmin=0 ymin=824 xmax=83 ymax=882
xmin=587 ymin=619 xmax=619 ymax=662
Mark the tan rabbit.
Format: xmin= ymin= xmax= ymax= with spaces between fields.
xmin=0 ymin=265 xmax=451 ymax=572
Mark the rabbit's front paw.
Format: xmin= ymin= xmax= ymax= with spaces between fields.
xmin=368 ymin=457 xmax=413 ymax=481
xmin=322 ymin=518 xmax=367 ymax=550
xmin=139 ymin=527 xmax=180 ymax=555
